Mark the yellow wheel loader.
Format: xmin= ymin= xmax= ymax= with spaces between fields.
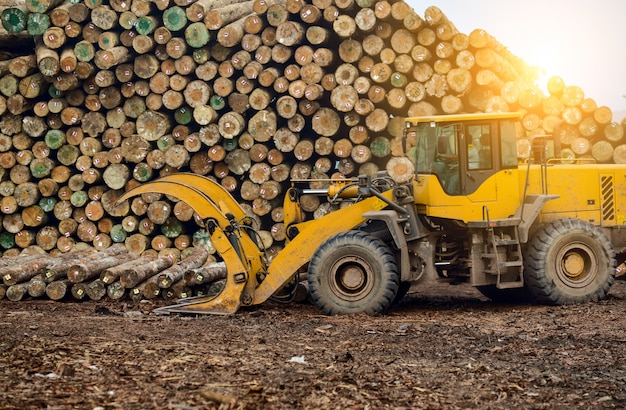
xmin=118 ymin=112 xmax=622 ymax=315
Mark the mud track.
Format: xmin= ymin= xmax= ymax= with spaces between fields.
xmin=1 ymin=280 xmax=626 ymax=409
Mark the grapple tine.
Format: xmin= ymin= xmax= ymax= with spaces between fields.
xmin=153 ymin=281 xmax=246 ymax=316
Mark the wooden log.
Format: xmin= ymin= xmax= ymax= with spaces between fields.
xmin=44 ymin=278 xmax=70 ymax=300
xmin=217 ymin=15 xmax=247 ymax=47
xmin=562 ymin=106 xmax=582 ymax=125
xmin=135 ymin=109 xmax=170 ymax=141
xmin=102 ymin=163 xmax=129 ymax=190
xmin=93 ymin=46 xmax=131 ymax=70
xmin=26 ymin=274 xmax=46 ymax=298
xmin=184 ymin=261 xmax=227 ymax=286
xmin=330 ymin=84 xmax=359 ymax=113
xmin=66 ymin=252 xmax=136 ymax=283
xmin=591 ymin=140 xmax=614 ymax=163
xmin=1 ymin=7 xmax=27 ymax=33
xmin=36 ymin=42 xmax=60 ymax=76
xmin=184 ymin=22 xmax=210 ymax=48
xmin=100 ymin=253 xmax=154 ymax=284
xmin=311 ymin=107 xmax=340 ymax=137
xmin=248 ymin=109 xmax=277 ymax=142
xmin=120 ymin=256 xmax=173 ymax=288
xmin=205 ymin=1 xmax=253 ymax=30
xmin=157 ymin=246 xmax=208 ymax=288
xmin=106 ymin=280 xmax=125 ymax=300
xmin=570 ymin=137 xmax=590 ymax=156
xmin=0 ymin=255 xmax=53 ymax=285
xmin=594 ymin=106 xmax=613 ymax=125
xmin=78 ymin=278 xmax=104 ymax=300
xmin=614 ymin=145 xmax=626 ymax=164
xmin=162 ymin=5 xmax=187 ymax=32
xmin=161 ymin=278 xmax=192 ymax=299
xmin=561 ymin=85 xmax=584 ymax=107
xmin=1 ymin=58 xmax=33 ymax=83
xmin=249 ymin=88 xmax=272 ymax=110
xmin=386 ymin=156 xmax=414 ymax=183
xmin=91 ymin=5 xmax=118 ymax=30
xmin=605 ymin=122 xmax=624 ymax=143
xmin=276 ymin=20 xmax=304 ymax=46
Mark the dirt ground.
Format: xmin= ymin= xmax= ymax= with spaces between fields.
xmin=1 ymin=278 xmax=626 ymax=410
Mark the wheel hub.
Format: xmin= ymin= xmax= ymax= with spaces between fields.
xmin=557 ymin=243 xmax=597 ymax=288
xmin=562 ymin=252 xmax=585 ymax=278
xmin=339 ymin=266 xmax=366 ymax=290
xmin=330 ymin=256 xmax=375 ymax=301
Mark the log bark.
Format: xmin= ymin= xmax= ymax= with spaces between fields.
xmin=184 ymin=262 xmax=227 ymax=286
xmin=120 ymin=256 xmax=173 ymax=288
xmin=66 ymin=251 xmax=136 ymax=283
xmin=45 ymin=279 xmax=71 ymax=300
xmin=205 ymin=1 xmax=254 ymax=30
xmin=100 ymin=253 xmax=155 ymax=284
xmin=157 ymin=246 xmax=208 ymax=288
xmin=1 ymin=254 xmax=50 ymax=285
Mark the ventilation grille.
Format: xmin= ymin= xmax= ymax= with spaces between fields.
xmin=601 ymin=175 xmax=615 ymax=222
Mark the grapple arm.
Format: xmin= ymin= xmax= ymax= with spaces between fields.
xmin=116 ymin=173 xmax=266 ymax=315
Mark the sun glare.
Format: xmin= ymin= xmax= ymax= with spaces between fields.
xmin=510 ymin=35 xmax=573 ymax=96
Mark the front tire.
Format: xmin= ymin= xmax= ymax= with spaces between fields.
xmin=308 ymin=231 xmax=399 ymax=315
xmin=524 ymin=218 xmax=615 ymax=305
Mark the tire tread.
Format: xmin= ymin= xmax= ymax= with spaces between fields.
xmin=308 ymin=230 xmax=399 ymax=315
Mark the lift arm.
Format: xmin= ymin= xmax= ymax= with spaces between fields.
xmin=253 ymin=189 xmax=394 ymax=304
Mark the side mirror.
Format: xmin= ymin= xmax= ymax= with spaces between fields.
xmin=402 ymin=129 xmax=416 ymax=154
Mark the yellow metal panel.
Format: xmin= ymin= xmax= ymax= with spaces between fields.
xmin=156 ymin=173 xmax=248 ymax=221
xmin=516 ymin=164 xmax=626 ymax=227
xmin=412 ymin=170 xmax=520 ymax=222
xmin=520 ymin=165 xmax=602 ymax=224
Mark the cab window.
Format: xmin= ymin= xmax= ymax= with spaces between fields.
xmin=466 ymin=124 xmax=492 ymax=170
xmin=500 ymin=120 xmax=518 ymax=168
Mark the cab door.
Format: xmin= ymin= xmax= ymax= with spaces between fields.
xmin=460 ymin=123 xmax=497 ymax=200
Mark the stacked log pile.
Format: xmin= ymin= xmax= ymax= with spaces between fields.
xmin=0 ymin=243 xmax=228 ymax=301
xmin=0 ymin=0 xmax=623 ymax=302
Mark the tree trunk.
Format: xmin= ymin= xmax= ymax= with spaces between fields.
xmin=157 ymin=246 xmax=209 ymax=288
xmin=184 ymin=262 xmax=227 ymax=286
xmin=66 ymin=252 xmax=136 ymax=283
xmin=120 ymin=256 xmax=173 ymax=288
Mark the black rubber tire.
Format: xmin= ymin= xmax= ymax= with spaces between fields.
xmin=524 ymin=218 xmax=616 ymax=305
xmin=475 ymin=285 xmax=532 ymax=304
xmin=392 ymin=281 xmax=412 ymax=305
xmin=307 ymin=230 xmax=399 ymax=315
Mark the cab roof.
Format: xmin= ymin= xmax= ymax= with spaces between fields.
xmin=405 ymin=111 xmax=523 ymax=125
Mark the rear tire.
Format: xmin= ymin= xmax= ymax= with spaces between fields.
xmin=524 ymin=218 xmax=615 ymax=305
xmin=308 ymin=231 xmax=399 ymax=315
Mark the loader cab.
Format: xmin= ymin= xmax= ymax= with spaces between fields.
xmin=406 ymin=112 xmax=521 ymax=196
